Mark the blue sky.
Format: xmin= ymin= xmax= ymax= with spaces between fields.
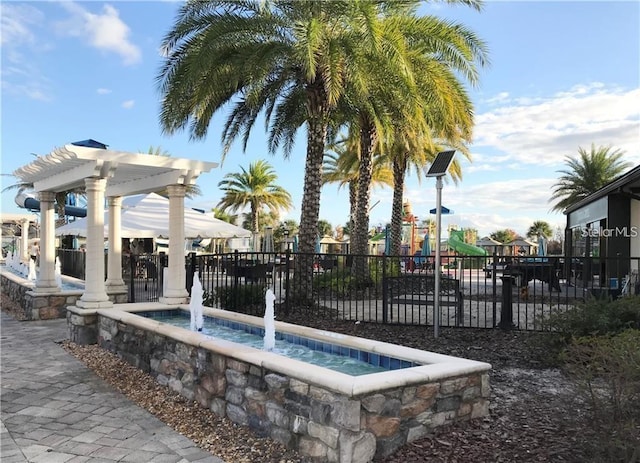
xmin=2 ymin=1 xmax=639 ymax=239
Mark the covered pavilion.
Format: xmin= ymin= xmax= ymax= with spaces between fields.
xmin=12 ymin=141 xmax=217 ymax=308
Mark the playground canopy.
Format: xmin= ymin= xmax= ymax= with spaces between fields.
xmin=55 ymin=193 xmax=252 ymax=239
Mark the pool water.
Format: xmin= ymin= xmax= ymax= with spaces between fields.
xmin=143 ymin=311 xmax=417 ymax=376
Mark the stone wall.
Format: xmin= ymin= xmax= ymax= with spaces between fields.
xmin=98 ymin=315 xmax=490 ymax=462
xmin=1 ymin=273 xmax=80 ymax=320
xmin=1 ymin=272 xmax=127 ymax=321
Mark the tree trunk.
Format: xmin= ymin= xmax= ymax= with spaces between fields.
xmin=390 ymin=155 xmax=407 ymax=256
xmin=351 ymin=118 xmax=376 ymax=285
xmin=348 ymin=180 xmax=358 ymax=247
xmin=55 ymin=192 xmax=68 ymax=227
xmin=294 ymin=78 xmax=329 ymax=305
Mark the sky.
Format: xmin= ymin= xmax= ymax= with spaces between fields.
xmin=1 ymin=0 xmax=639 ymax=239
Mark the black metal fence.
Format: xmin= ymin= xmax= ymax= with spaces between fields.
xmin=56 ymin=248 xmax=639 ymax=331
xmin=188 ymin=251 xmax=640 ymax=331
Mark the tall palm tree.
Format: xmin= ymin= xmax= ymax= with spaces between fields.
xmin=366 ymin=10 xmax=486 ymax=258
xmin=216 ymin=160 xmax=293 ymax=234
xmin=344 ymin=10 xmax=486 ymax=272
xmin=157 ymin=1 xmax=394 ymax=257
xmin=550 ymin=144 xmax=631 ymax=212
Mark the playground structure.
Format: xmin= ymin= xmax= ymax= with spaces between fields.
xmin=448 ymin=229 xmax=487 ymax=256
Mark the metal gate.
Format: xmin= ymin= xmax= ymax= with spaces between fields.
xmin=124 ymin=254 xmax=163 ymax=303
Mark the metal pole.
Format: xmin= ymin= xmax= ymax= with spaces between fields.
xmin=434 ymin=176 xmax=443 ymax=338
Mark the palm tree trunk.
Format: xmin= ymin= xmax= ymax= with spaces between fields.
xmin=294 ymin=79 xmax=328 ymax=305
xmin=348 ymin=181 xmax=358 ymax=247
xmin=390 ymin=155 xmax=407 ymax=256
xmin=55 ymin=192 xmax=68 ymax=227
xmin=352 ymin=118 xmax=376 ymax=285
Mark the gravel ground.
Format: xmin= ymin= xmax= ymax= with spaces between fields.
xmin=2 ymin=297 xmax=597 ymax=462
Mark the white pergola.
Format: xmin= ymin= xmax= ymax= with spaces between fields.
xmin=13 ymin=143 xmax=217 ymax=308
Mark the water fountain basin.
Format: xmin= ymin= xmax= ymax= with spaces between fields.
xmin=94 ymin=303 xmax=491 ymax=462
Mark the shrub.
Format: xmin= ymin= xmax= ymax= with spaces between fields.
xmin=213 ymin=284 xmax=266 ymax=313
xmin=543 ymin=295 xmax=640 ymax=338
xmin=562 ymin=329 xmax=640 ymax=462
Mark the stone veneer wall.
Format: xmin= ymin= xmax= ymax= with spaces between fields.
xmin=1 ymin=273 xmax=80 ymax=320
xmin=1 ymin=273 xmax=127 ymax=321
xmin=98 ymin=315 xmax=490 ymax=462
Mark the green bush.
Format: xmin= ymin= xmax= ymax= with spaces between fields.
xmin=543 ymin=295 xmax=640 ymax=338
xmin=213 ymin=284 xmax=266 ymax=312
xmin=313 ymin=267 xmax=354 ymax=298
xmin=562 ymin=329 xmax=640 ymax=462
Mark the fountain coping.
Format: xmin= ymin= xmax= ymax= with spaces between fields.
xmin=97 ymin=303 xmax=491 ymax=397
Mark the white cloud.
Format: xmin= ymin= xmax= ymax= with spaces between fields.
xmin=122 ymin=99 xmax=135 ymax=109
xmin=97 ymin=88 xmax=112 ymax=95
xmin=0 ymin=4 xmax=53 ymax=101
xmin=0 ymin=4 xmax=44 ymax=46
xmin=56 ymin=2 xmax=141 ymax=65
xmin=474 ymin=84 xmax=640 ymax=167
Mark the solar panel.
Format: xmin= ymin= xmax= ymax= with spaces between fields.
xmin=425 ymin=150 xmax=455 ymax=177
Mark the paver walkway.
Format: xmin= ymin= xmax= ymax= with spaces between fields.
xmin=1 ymin=312 xmax=224 ymax=463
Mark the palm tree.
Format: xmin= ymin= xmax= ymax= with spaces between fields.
xmin=550 ymin=144 xmax=631 ymax=212
xmin=157 ymin=1 xmax=387 ymax=257
xmin=318 ymin=219 xmax=333 ymax=238
xmin=210 ymin=208 xmax=236 ymax=224
xmin=216 ymin=160 xmax=292 ymax=234
xmin=374 ymin=10 xmax=486 ymax=257
xmin=339 ymin=9 xmax=486 ymax=272
xmin=526 ymin=221 xmax=552 ymax=240
xmin=157 ymin=1 xmax=483 ymax=275
xmin=490 ymin=229 xmax=517 ymax=244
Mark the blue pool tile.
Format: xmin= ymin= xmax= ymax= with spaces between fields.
xmin=144 ymin=312 xmax=419 ymax=373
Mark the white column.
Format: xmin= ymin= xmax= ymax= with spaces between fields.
xmin=20 ymin=219 xmax=30 ymax=263
xmin=105 ymin=196 xmax=126 ymax=291
xmin=77 ymin=178 xmax=112 ymax=309
xmin=34 ymin=192 xmax=59 ymax=292
xmin=159 ymin=184 xmax=188 ymax=304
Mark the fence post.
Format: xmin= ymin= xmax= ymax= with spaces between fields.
xmin=284 ymin=248 xmax=291 ymax=315
xmin=499 ymin=274 xmax=515 ymax=329
xmin=233 ymin=250 xmax=239 ymax=311
xmin=382 ymin=254 xmax=388 ymax=324
xmin=159 ymin=252 xmax=166 ymax=298
xmin=129 ymin=255 xmax=136 ymax=303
